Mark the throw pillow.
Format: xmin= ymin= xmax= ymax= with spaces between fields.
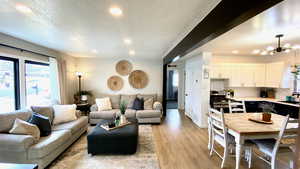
xmin=31 ymin=106 xmax=54 ymax=124
xmin=120 ymin=94 xmax=136 ymax=108
xmin=144 ymin=97 xmax=154 ymax=110
xmin=132 ymin=98 xmax=144 ymax=110
xmin=52 ymin=104 xmax=77 ymax=125
xmin=28 ymin=113 xmax=51 ymax=136
xmin=95 ymin=97 xmax=112 ymax=111
xmin=153 ymin=101 xmax=163 ymax=110
xmin=9 ymin=118 xmax=40 ymax=142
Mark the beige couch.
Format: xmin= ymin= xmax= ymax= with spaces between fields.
xmin=0 ymin=108 xmax=88 ymax=169
xmin=89 ymin=94 xmax=163 ymax=124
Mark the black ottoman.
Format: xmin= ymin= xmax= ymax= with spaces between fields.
xmin=87 ymin=119 xmax=138 ymax=155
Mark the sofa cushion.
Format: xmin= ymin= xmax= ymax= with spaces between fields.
xmin=0 ymin=133 xmax=35 ymax=151
xmin=31 ymin=106 xmax=54 ymax=124
xmin=52 ymin=116 xmax=88 ymax=134
xmin=28 ymin=113 xmax=52 ymax=136
xmin=137 ymin=94 xmax=157 ymax=102
xmin=9 ymin=118 xmax=40 ymax=142
xmin=96 ymin=97 xmax=112 ymax=111
xmin=108 ymin=95 xmax=121 ymax=109
xmin=53 ymin=104 xmax=77 ymax=125
xmin=90 ymin=109 xmax=119 ymax=119
xmin=144 ymin=97 xmax=154 ymax=110
xmin=125 ymin=109 xmax=137 ymax=118
xmin=0 ymin=109 xmax=32 ymax=133
xmin=120 ymin=94 xmax=136 ymax=108
xmin=28 ymin=130 xmax=71 ymax=159
xmin=136 ymin=110 xmax=162 ymax=118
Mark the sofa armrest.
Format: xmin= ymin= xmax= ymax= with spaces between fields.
xmin=153 ymin=101 xmax=162 ymax=111
xmin=0 ymin=133 xmax=35 ymax=151
xmin=90 ymin=104 xmax=98 ymax=112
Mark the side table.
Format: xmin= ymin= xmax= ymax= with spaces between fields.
xmin=76 ymin=103 xmax=91 ymax=116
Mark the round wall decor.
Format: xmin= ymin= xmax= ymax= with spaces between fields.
xmin=116 ymin=60 xmax=133 ymax=76
xmin=129 ymin=70 xmax=149 ymax=89
xmin=107 ymin=75 xmax=124 ymax=91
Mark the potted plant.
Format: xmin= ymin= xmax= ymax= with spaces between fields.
xmin=119 ymin=101 xmax=127 ymax=124
xmin=259 ymin=103 xmax=276 ymax=122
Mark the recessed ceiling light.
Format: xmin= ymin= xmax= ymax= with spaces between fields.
xmin=252 ymin=49 xmax=260 ymax=54
xmin=71 ymin=36 xmax=79 ymax=41
xmin=124 ymin=38 xmax=132 ymax=45
xmin=283 ymin=43 xmax=291 ymax=48
xmin=109 ymin=7 xmax=123 ymax=16
xmin=15 ymin=3 xmax=32 ymax=14
xmin=261 ymin=51 xmax=267 ymax=55
xmin=92 ymin=49 xmax=98 ymax=54
xmin=232 ymin=50 xmax=239 ymax=54
xmin=129 ymin=50 xmax=135 ymax=56
xmin=266 ymin=46 xmax=274 ymax=51
xmin=285 ymin=49 xmax=291 ymax=53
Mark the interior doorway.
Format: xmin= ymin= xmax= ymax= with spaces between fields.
xmin=166 ymin=66 xmax=179 ymax=109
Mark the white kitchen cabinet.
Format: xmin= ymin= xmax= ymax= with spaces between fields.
xmin=210 ymin=64 xmax=231 ymax=79
xmin=254 ymin=64 xmax=266 ymax=87
xmin=265 ymin=62 xmax=284 ymax=88
xmin=210 ymin=62 xmax=285 ymax=88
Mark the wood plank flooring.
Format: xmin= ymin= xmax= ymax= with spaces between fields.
xmin=152 ymin=109 xmax=290 ymax=169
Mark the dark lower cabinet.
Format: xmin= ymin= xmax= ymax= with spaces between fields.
xmin=245 ymin=101 xmax=299 ymax=119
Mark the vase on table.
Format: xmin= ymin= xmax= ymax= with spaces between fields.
xmin=120 ymin=114 xmax=127 ymax=124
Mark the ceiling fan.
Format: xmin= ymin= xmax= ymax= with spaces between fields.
xmin=269 ymin=34 xmax=291 ymax=53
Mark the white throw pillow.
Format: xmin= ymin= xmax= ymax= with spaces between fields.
xmin=53 ymin=104 xmax=77 ymax=125
xmin=96 ymin=97 xmax=112 ymax=111
xmin=9 ymin=118 xmax=40 ymax=142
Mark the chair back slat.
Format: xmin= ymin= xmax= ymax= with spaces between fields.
xmin=228 ymin=100 xmax=246 ymax=113
xmin=273 ymin=115 xmax=299 ymax=155
xmin=209 ymin=108 xmax=229 ymax=144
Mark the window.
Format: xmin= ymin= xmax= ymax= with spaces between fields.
xmin=25 ymin=61 xmax=51 ymax=106
xmin=0 ymin=56 xmax=19 ymax=113
xmin=296 ymin=74 xmax=300 ymax=93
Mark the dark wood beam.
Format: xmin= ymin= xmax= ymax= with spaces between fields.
xmin=163 ymin=0 xmax=284 ymax=64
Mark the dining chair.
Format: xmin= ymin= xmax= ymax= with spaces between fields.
xmin=228 ymin=100 xmax=246 ymax=113
xmin=252 ymin=115 xmax=298 ymax=169
xmin=209 ymin=108 xmax=254 ymax=168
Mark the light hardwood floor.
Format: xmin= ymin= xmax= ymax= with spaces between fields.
xmin=152 ymin=109 xmax=290 ymax=169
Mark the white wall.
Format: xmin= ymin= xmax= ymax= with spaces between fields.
xmin=76 ymin=57 xmax=163 ymax=100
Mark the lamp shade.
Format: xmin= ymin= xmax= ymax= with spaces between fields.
xmin=81 ymin=95 xmax=88 ymax=101
xmin=75 ymin=72 xmax=83 ymax=77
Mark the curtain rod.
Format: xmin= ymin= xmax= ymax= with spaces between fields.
xmin=0 ymin=43 xmax=56 ymax=59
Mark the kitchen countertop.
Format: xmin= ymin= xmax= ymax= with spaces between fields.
xmin=230 ymin=97 xmax=300 ymax=108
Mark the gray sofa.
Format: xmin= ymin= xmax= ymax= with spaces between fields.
xmin=89 ymin=94 xmax=163 ymax=124
xmin=0 ymin=108 xmax=88 ymax=169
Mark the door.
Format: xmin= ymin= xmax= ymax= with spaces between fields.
xmin=185 ymin=67 xmax=193 ymax=118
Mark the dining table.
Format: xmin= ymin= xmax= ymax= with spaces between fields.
xmin=224 ymin=113 xmax=298 ymax=169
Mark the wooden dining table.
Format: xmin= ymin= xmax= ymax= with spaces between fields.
xmin=224 ymin=113 xmax=297 ymax=169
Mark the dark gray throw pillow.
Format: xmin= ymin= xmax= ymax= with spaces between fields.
xmin=132 ymin=98 xmax=144 ymax=110
xmin=28 ymin=113 xmax=51 ymax=137
xmin=31 ymin=106 xmax=54 ymax=125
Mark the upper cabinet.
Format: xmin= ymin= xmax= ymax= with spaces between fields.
xmin=210 ymin=62 xmax=288 ymax=88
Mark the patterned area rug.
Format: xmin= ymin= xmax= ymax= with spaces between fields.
xmin=49 ymin=125 xmax=160 ymax=169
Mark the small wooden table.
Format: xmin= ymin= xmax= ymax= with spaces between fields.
xmin=0 ymin=163 xmax=38 ymax=169
xmin=224 ymin=113 xmax=297 ymax=169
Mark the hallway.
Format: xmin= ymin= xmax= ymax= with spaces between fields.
xmin=152 ymin=109 xmax=289 ymax=169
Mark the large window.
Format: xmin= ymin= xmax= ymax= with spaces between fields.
xmin=25 ymin=61 xmax=51 ymax=106
xmin=296 ymin=74 xmax=300 ymax=93
xmin=0 ymin=56 xmax=19 ymax=113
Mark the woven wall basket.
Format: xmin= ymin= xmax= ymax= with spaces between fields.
xmin=116 ymin=60 xmax=133 ymax=76
xmin=128 ymin=70 xmax=148 ymax=89
xmin=107 ymin=75 xmax=123 ymax=91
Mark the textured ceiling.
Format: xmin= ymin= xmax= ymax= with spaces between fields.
xmin=0 ymin=0 xmax=220 ymax=59
xmin=194 ymin=0 xmax=300 ymax=56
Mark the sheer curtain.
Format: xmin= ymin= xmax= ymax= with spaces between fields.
xmin=49 ymin=57 xmax=67 ymax=104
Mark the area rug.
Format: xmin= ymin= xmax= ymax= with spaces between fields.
xmin=49 ymin=125 xmax=160 ymax=169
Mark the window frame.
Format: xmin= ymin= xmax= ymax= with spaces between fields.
xmin=24 ymin=60 xmax=50 ymax=106
xmin=0 ymin=56 xmax=20 ymax=110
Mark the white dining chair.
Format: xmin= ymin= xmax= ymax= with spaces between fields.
xmin=228 ymin=100 xmax=246 ymax=113
xmin=209 ymin=108 xmax=254 ymax=168
xmin=252 ymin=115 xmax=298 ymax=169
